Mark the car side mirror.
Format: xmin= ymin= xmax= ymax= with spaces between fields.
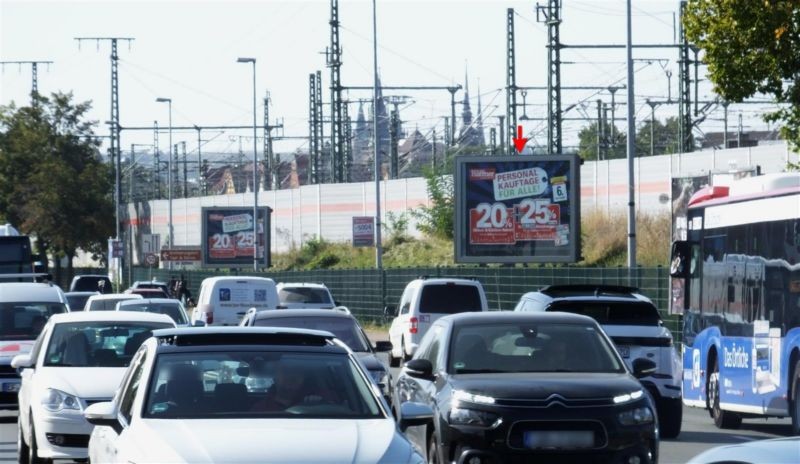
xmin=632 ymin=358 xmax=657 ymax=379
xmin=398 ymin=401 xmax=434 ymax=432
xmin=84 ymin=401 xmax=123 ymax=434
xmin=11 ymin=354 xmax=33 ymax=370
xmin=670 ymin=241 xmax=691 ymax=278
xmin=383 ymin=305 xmax=397 ymax=318
xmin=335 ymin=300 xmax=342 ymax=307
xmin=404 ymin=359 xmax=434 ymax=381
xmin=374 ymin=341 xmax=393 ymax=352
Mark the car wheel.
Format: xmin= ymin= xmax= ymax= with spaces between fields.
xmin=389 ymin=350 xmax=400 ymax=368
xmin=657 ymin=396 xmax=682 ymax=439
xmin=18 ymin=418 xmax=30 ymax=464
xmin=427 ymin=432 xmax=440 ymax=464
xmin=791 ymin=360 xmax=800 ymax=436
xmin=709 ymin=359 xmax=741 ymax=429
xmin=29 ymin=420 xmax=51 ymax=464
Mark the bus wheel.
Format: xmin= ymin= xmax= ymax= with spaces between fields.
xmin=791 ymin=360 xmax=800 ymax=436
xmin=709 ymin=359 xmax=742 ymax=429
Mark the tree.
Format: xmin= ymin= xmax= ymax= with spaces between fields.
xmin=683 ymin=0 xmax=800 ymax=150
xmin=0 ymin=92 xmax=114 ymax=276
xmin=636 ymin=117 xmax=682 ymax=156
xmin=577 ymin=122 xmax=626 ymax=160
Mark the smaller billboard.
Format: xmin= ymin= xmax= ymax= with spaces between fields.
xmin=201 ymin=206 xmax=272 ymax=268
xmin=352 ymin=216 xmax=375 ymax=247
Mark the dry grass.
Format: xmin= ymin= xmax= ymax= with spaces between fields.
xmin=580 ymin=209 xmax=670 ymax=266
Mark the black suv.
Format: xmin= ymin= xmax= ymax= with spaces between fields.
xmin=394 ymin=311 xmax=659 ymax=464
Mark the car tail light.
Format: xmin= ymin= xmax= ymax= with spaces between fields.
xmin=409 ymin=317 xmax=418 ymax=334
xmin=204 ymin=311 xmax=214 ymax=324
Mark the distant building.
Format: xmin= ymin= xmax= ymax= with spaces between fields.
xmin=700 ymin=129 xmax=782 ymax=149
xmin=457 ymin=69 xmax=485 ymax=148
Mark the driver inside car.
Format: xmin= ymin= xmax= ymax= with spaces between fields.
xmin=252 ymin=361 xmax=338 ymax=412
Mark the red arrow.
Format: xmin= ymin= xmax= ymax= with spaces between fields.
xmin=512 ymin=125 xmax=529 ymax=153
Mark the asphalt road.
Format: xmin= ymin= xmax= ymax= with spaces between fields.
xmin=0 ymin=401 xmax=793 ymax=463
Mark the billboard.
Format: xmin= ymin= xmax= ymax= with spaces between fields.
xmin=201 ymin=206 xmax=272 ymax=268
xmin=455 ymin=155 xmax=581 ymax=263
xmin=352 ymin=216 xmax=375 ymax=247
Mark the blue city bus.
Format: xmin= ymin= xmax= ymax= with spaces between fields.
xmin=670 ymin=172 xmax=800 ymax=434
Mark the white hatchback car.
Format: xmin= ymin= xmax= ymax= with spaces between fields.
xmin=84 ymin=293 xmax=142 ymax=311
xmin=276 ymin=282 xmax=337 ymax=310
xmin=84 ymin=327 xmax=429 ymax=464
xmin=12 ymin=311 xmax=176 ymax=463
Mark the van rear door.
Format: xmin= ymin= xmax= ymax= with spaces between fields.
xmin=416 ymin=283 xmax=484 ymax=335
xmin=213 ymin=280 xmax=278 ymax=325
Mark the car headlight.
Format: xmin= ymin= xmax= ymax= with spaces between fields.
xmin=618 ymin=406 xmax=654 ymax=426
xmin=41 ymin=388 xmax=81 ymax=412
xmin=448 ymin=407 xmax=500 ymax=427
xmin=369 ymin=369 xmax=388 ymax=386
xmin=612 ymin=389 xmax=644 ymax=404
xmin=452 ymin=389 xmax=495 ymax=405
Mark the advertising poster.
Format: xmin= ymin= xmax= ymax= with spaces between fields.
xmin=352 ymin=216 xmax=375 ymax=247
xmin=455 ymin=155 xmax=580 ymax=263
xmin=201 ymin=207 xmax=272 ymax=268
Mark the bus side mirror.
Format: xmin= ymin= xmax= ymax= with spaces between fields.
xmin=670 ymin=241 xmax=691 ymax=278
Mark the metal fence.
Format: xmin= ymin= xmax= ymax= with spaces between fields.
xmin=121 ymin=265 xmax=680 ymax=340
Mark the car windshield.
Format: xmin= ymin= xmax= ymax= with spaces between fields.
xmin=66 ymin=294 xmax=95 ymax=311
xmin=252 ymin=316 xmax=369 ymax=352
xmin=0 ymin=302 xmax=67 ymax=341
xmin=44 ymin=321 xmax=172 ymax=367
xmin=88 ymin=298 xmax=134 ymax=311
xmin=419 ymin=284 xmax=482 ymax=314
xmin=144 ymin=352 xmax=383 ymax=419
xmin=118 ymin=302 xmax=187 ymax=325
xmin=549 ymin=301 xmax=661 ymax=326
xmin=448 ymin=322 xmax=625 ymax=374
xmin=278 ymin=287 xmax=332 ymax=304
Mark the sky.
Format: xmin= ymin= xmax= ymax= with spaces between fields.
xmin=0 ymin=0 xmax=782 ymax=164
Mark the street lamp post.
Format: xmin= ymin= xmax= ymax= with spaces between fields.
xmin=155 ymin=98 xmax=173 ymax=270
xmin=372 ymin=0 xmax=383 ymax=271
xmin=237 ymin=57 xmax=259 ymax=272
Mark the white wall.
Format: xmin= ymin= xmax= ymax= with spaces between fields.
xmin=125 ymin=142 xmax=794 ymax=259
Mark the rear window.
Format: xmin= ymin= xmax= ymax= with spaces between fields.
xmin=89 ymin=298 xmax=132 ymax=311
xmin=0 ymin=302 xmax=68 ymax=341
xmin=548 ymin=301 xmax=661 ymax=326
xmin=418 ymin=284 xmax=483 ymax=314
xmin=73 ymin=277 xmax=111 ymax=293
xmin=278 ymin=287 xmax=332 ymax=305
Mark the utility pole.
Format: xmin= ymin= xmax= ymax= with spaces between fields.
xmin=496 ymin=116 xmax=505 ymax=155
xmin=489 ymin=127 xmax=497 ymax=154
xmin=678 ymin=1 xmax=693 ymax=153
xmin=722 ymin=101 xmax=729 ymax=149
xmin=448 ymin=88 xmax=458 ymax=147
xmin=181 ymin=141 xmax=187 ymax=198
xmin=153 ymin=121 xmax=161 ymax=198
xmin=506 ymin=8 xmax=517 ymax=155
xmin=647 ymin=100 xmax=658 ymax=156
xmin=443 ymin=117 xmax=451 ymax=147
xmin=596 ymin=100 xmax=603 ymax=161
xmin=389 ymin=109 xmax=399 ymax=179
xmin=625 ymin=0 xmax=637 ymax=268
xmin=315 ymin=71 xmax=324 ymax=182
xmin=609 ymin=87 xmax=619 ymax=149
xmin=308 ymin=73 xmax=319 ymax=184
xmin=0 ymin=60 xmax=53 ymax=103
xmin=371 ymin=0 xmax=383 ymax=270
xmin=195 ymin=126 xmax=203 ymax=196
xmin=75 ymin=37 xmax=133 ymax=288
xmin=343 ymin=103 xmax=353 ymax=182
xmin=737 ymin=112 xmax=743 ymax=148
xmin=537 ymin=0 xmax=563 ymax=154
xmin=328 ymin=0 xmax=345 ymax=183
xmin=431 ymin=128 xmax=437 ymax=170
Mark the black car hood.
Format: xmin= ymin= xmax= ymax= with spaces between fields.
xmin=449 ymin=372 xmax=642 ymax=401
xmin=355 ymin=352 xmax=385 ymax=371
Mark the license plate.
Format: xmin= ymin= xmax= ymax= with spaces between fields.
xmin=1 ymin=382 xmax=20 ymax=393
xmin=523 ymin=430 xmax=594 ymax=449
xmin=618 ymin=346 xmax=630 ymax=358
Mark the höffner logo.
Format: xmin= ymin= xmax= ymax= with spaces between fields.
xmin=723 ymin=344 xmax=749 ymax=369
xmin=469 ymin=168 xmax=495 ymax=181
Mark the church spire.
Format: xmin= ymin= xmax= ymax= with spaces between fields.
xmin=476 ymin=78 xmax=485 ymax=145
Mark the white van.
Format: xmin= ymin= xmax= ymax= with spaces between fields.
xmin=386 ymin=277 xmax=489 ymax=367
xmin=193 ymin=276 xmax=280 ymax=326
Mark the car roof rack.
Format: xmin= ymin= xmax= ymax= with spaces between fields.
xmin=152 ymin=327 xmax=336 ymax=347
xmin=539 ymin=285 xmax=640 ymax=298
xmin=418 ymin=275 xmax=479 ymax=281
